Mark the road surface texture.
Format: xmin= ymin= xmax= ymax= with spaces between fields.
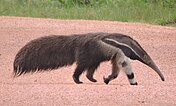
xmin=0 ymin=16 xmax=176 ymax=106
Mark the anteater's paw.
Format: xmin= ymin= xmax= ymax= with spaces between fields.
xmin=103 ymin=76 xmax=110 ymax=84
xmin=86 ymin=75 xmax=97 ymax=82
xmin=130 ymin=82 xmax=138 ymax=85
xmin=73 ymin=76 xmax=83 ymax=84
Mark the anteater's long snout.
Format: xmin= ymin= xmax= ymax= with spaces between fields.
xmin=148 ymin=60 xmax=165 ymax=81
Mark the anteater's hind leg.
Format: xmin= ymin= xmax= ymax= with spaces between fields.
xmin=72 ymin=64 xmax=87 ymax=84
xmin=73 ymin=63 xmax=100 ymax=83
xmin=86 ymin=63 xmax=100 ymax=82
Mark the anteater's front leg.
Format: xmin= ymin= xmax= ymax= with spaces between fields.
xmin=103 ymin=53 xmax=138 ymax=85
xmin=103 ymin=57 xmax=120 ymax=84
xmin=122 ymin=58 xmax=138 ymax=85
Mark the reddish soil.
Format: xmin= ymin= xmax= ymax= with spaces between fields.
xmin=0 ymin=16 xmax=176 ymax=106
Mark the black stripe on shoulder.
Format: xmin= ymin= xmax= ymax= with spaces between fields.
xmin=101 ymin=38 xmax=141 ymax=60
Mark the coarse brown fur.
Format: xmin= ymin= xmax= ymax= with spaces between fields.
xmin=13 ymin=32 xmax=165 ymax=84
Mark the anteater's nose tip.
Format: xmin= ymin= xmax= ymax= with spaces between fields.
xmin=161 ymin=77 xmax=165 ymax=81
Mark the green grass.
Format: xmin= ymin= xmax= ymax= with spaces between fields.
xmin=0 ymin=0 xmax=176 ymax=25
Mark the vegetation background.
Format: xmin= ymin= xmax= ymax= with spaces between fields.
xmin=0 ymin=0 xmax=176 ymax=26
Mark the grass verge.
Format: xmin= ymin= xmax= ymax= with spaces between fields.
xmin=0 ymin=0 xmax=176 ymax=25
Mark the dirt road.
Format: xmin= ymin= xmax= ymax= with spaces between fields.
xmin=0 ymin=16 xmax=176 ymax=106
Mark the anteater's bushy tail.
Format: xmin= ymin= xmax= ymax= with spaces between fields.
xmin=13 ymin=35 xmax=76 ymax=76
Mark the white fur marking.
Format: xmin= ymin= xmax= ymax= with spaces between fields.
xmin=129 ymin=79 xmax=136 ymax=84
xmin=123 ymin=57 xmax=137 ymax=84
xmin=104 ymin=38 xmax=141 ymax=59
